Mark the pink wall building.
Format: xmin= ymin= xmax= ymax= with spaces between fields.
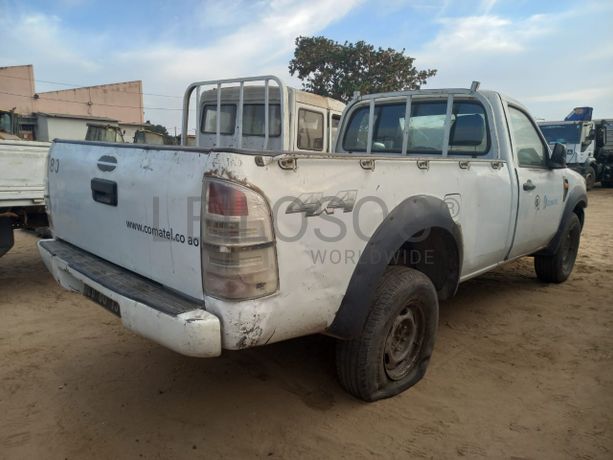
xmin=0 ymin=64 xmax=144 ymax=124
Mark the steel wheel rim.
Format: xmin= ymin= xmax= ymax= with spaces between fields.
xmin=561 ymin=224 xmax=579 ymax=272
xmin=383 ymin=303 xmax=424 ymax=381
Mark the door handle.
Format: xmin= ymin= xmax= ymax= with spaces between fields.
xmin=523 ymin=180 xmax=536 ymax=191
xmin=91 ymin=178 xmax=118 ymax=206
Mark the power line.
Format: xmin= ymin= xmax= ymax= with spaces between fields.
xmin=0 ymin=73 xmax=184 ymax=99
xmin=0 ymin=89 xmax=193 ymax=111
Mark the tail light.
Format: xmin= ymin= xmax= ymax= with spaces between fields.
xmin=202 ymin=178 xmax=278 ymax=300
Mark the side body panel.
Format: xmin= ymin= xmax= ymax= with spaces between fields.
xmin=204 ymin=149 xmax=515 ymax=346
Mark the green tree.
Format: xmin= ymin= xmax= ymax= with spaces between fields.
xmin=289 ymin=36 xmax=437 ymax=102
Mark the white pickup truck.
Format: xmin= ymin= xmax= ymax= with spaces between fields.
xmin=39 ymin=80 xmax=587 ymax=401
xmin=0 ymin=140 xmax=50 ymax=257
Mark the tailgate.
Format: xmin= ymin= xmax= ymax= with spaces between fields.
xmin=48 ymin=141 xmax=209 ymax=300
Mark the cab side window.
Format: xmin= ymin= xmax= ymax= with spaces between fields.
xmin=297 ymin=109 xmax=324 ymax=151
xmin=330 ymin=114 xmax=341 ymax=150
xmin=509 ymin=107 xmax=547 ymax=167
xmin=342 ymin=106 xmax=369 ymax=152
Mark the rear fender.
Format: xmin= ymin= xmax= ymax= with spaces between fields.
xmin=327 ymin=195 xmax=462 ymax=339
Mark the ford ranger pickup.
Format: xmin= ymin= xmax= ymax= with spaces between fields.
xmin=38 ymin=79 xmax=587 ymax=401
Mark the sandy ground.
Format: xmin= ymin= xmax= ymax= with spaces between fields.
xmin=1 ymin=189 xmax=612 ymax=460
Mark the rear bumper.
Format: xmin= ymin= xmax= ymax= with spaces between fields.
xmin=38 ymin=239 xmax=222 ymax=358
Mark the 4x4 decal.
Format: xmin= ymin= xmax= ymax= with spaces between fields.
xmin=286 ymin=190 xmax=358 ymax=217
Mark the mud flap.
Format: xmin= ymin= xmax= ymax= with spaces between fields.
xmin=0 ymin=216 xmax=14 ymax=258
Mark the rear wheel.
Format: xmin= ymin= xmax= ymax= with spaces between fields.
xmin=534 ymin=213 xmax=581 ymax=283
xmin=584 ymin=166 xmax=596 ymax=191
xmin=336 ymin=266 xmax=438 ymax=401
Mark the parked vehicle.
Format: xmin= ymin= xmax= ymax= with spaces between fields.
xmin=133 ymin=129 xmax=164 ymax=145
xmin=183 ymin=75 xmax=345 ymax=152
xmin=0 ymin=110 xmax=37 ymax=141
xmin=133 ymin=129 xmax=178 ymax=145
xmin=538 ymin=107 xmax=613 ymax=189
xmin=594 ymin=119 xmax=613 ymax=188
xmin=39 ymin=80 xmax=587 ymax=401
xmin=85 ymin=122 xmax=125 ymax=143
xmin=0 ymin=140 xmax=50 ymax=257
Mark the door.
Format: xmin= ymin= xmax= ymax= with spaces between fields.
xmin=507 ymin=105 xmax=565 ymax=258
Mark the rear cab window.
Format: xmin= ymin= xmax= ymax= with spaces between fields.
xmin=242 ymin=104 xmax=281 ymax=137
xmin=201 ymin=104 xmax=236 ymax=134
xmin=200 ymin=104 xmax=281 ymax=137
xmin=341 ymin=97 xmax=490 ymax=157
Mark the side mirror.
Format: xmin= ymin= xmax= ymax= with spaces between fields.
xmin=549 ymin=143 xmax=567 ymax=169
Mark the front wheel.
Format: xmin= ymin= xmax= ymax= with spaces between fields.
xmin=335 ymin=266 xmax=438 ymax=401
xmin=534 ymin=213 xmax=581 ymax=283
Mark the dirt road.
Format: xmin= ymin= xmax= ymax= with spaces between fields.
xmin=1 ymin=189 xmax=612 ymax=459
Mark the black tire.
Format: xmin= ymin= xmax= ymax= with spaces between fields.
xmin=336 ymin=266 xmax=438 ymax=401
xmin=0 ymin=216 xmax=15 ymax=258
xmin=585 ymin=166 xmax=596 ymax=191
xmin=534 ymin=213 xmax=581 ymax=283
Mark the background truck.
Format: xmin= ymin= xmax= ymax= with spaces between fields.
xmin=594 ymin=119 xmax=613 ymax=187
xmin=538 ymin=107 xmax=613 ymax=189
xmin=0 ymin=139 xmax=50 ymax=257
xmin=39 ymin=80 xmax=586 ymax=401
xmin=85 ymin=122 xmax=126 ymax=143
xmin=183 ymin=75 xmax=345 ymax=152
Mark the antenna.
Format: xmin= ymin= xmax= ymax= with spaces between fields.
xmin=470 ymin=81 xmax=481 ymax=92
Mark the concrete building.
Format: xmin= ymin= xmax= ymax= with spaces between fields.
xmin=0 ymin=64 xmax=145 ymax=141
xmin=0 ymin=65 xmax=35 ymax=114
xmin=36 ymin=113 xmax=117 ymax=142
xmin=36 ymin=81 xmax=144 ymax=124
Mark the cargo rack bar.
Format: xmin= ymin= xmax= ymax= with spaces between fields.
xmin=181 ymin=75 xmax=285 ymax=149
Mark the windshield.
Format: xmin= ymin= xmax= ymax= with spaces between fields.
xmin=539 ymin=123 xmax=581 ymax=144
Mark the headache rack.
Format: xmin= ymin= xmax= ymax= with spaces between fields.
xmin=181 ymin=75 xmax=285 ymax=149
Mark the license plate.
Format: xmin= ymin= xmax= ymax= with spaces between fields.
xmin=84 ymin=285 xmax=121 ymax=318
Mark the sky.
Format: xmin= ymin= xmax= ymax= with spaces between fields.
xmin=1 ymin=0 xmax=612 ymax=132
